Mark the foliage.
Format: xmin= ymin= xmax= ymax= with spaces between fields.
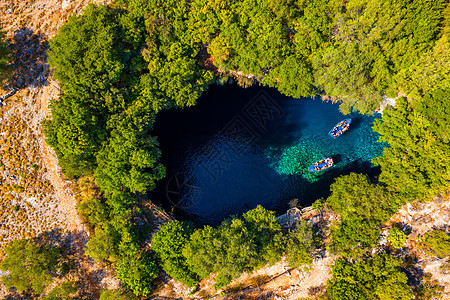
xmin=327 ymin=253 xmax=412 ymax=300
xmin=388 ymin=227 xmax=408 ymax=248
xmin=398 ymin=35 xmax=450 ymax=97
xmin=330 ymin=218 xmax=381 ymax=258
xmin=422 ymin=230 xmax=450 ymax=258
xmin=46 ymin=0 xmax=450 ymax=295
xmin=100 ymin=288 xmax=138 ymax=300
xmin=116 ymin=251 xmax=159 ymax=297
xmin=242 ymin=205 xmax=284 ymax=266
xmin=93 ymin=103 xmax=165 ymax=195
xmin=312 ymin=197 xmax=326 ymax=210
xmin=151 ymin=221 xmax=197 ymax=287
xmin=327 ymin=173 xmax=400 ymax=257
xmin=314 ymin=0 xmax=447 ymax=113
xmin=0 ymin=239 xmax=60 ymax=295
xmin=85 ymin=228 xmax=118 ymax=262
xmin=77 ymin=196 xmax=109 ymax=230
xmin=373 ymin=91 xmax=450 ymax=200
xmin=42 ymin=281 xmax=78 ymax=300
xmin=46 ymin=4 xmax=137 ymax=177
xmin=0 ymin=29 xmax=12 ymax=84
xmin=285 ymin=221 xmax=319 ymax=268
xmin=183 ymin=205 xmax=283 ymax=288
xmin=185 ymin=218 xmax=258 ymax=288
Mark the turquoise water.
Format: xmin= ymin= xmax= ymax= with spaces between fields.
xmin=152 ymin=85 xmax=385 ymax=225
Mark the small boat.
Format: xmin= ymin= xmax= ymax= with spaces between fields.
xmin=308 ymin=157 xmax=334 ymax=172
xmin=329 ymin=119 xmax=351 ymax=139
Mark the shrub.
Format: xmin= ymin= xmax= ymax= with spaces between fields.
xmin=388 ymin=227 xmax=408 ymax=248
xmin=285 ymin=221 xmax=319 ymax=268
xmin=151 ymin=221 xmax=197 ymax=287
xmin=0 ymin=239 xmax=60 ymax=295
xmin=422 ymin=230 xmax=450 ymax=258
xmin=116 ymin=252 xmax=159 ymax=296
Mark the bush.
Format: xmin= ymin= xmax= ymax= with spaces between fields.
xmin=151 ymin=221 xmax=197 ymax=287
xmin=0 ymin=239 xmax=60 ymax=295
xmin=116 ymin=252 xmax=159 ymax=296
xmin=99 ymin=288 xmax=137 ymax=300
xmin=41 ymin=281 xmax=78 ymax=300
xmin=327 ymin=253 xmax=412 ymax=300
xmin=285 ymin=221 xmax=319 ymax=268
xmin=422 ymin=230 xmax=450 ymax=258
xmin=388 ymin=227 xmax=408 ymax=248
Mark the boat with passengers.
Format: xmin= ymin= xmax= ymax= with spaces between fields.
xmin=308 ymin=157 xmax=334 ymax=172
xmin=329 ymin=119 xmax=351 ymax=139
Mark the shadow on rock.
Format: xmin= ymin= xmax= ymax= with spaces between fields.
xmin=6 ymin=28 xmax=50 ymax=91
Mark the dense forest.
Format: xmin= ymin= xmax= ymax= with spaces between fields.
xmin=0 ymin=0 xmax=449 ymax=298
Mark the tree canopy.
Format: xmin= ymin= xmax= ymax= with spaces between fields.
xmin=327 ymin=253 xmax=412 ymax=300
xmin=285 ymin=220 xmax=319 ymax=268
xmin=327 ymin=173 xmax=400 ymax=258
xmin=116 ymin=252 xmax=159 ymax=297
xmin=0 ymin=239 xmax=60 ymax=295
xmin=183 ymin=205 xmax=284 ymax=288
xmin=151 ymin=221 xmax=197 ymax=287
xmin=422 ymin=230 xmax=450 ymax=258
xmin=43 ymin=0 xmax=450 ymax=296
xmin=373 ymin=90 xmax=450 ymax=200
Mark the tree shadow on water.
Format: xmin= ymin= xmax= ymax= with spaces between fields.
xmin=5 ymin=28 xmax=50 ymax=91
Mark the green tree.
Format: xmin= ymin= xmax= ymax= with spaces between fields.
xmin=313 ymin=43 xmax=382 ymax=114
xmin=327 ymin=173 xmax=397 ymax=221
xmin=314 ymin=0 xmax=446 ymax=113
xmin=398 ymin=34 xmax=450 ymax=97
xmin=42 ymin=281 xmax=78 ymax=300
xmin=330 ymin=218 xmax=382 ymax=258
xmin=388 ymin=227 xmax=408 ymax=248
xmin=151 ymin=221 xmax=197 ymax=287
xmin=85 ymin=228 xmax=118 ymax=262
xmin=373 ymin=91 xmax=450 ymax=200
xmin=183 ymin=206 xmax=284 ymax=288
xmin=285 ymin=221 xmax=319 ymax=268
xmin=94 ymin=104 xmax=165 ymax=195
xmin=263 ymin=55 xmax=315 ymax=98
xmin=0 ymin=239 xmax=60 ymax=295
xmin=116 ymin=252 xmax=159 ymax=296
xmin=46 ymin=4 xmax=144 ymax=177
xmin=77 ymin=196 xmax=109 ymax=230
xmin=422 ymin=230 xmax=450 ymax=258
xmin=327 ymin=253 xmax=412 ymax=300
xmin=243 ymin=205 xmax=284 ymax=266
xmin=327 ymin=173 xmax=400 ymax=257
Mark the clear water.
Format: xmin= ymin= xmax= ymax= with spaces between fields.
xmin=151 ymin=85 xmax=385 ymax=225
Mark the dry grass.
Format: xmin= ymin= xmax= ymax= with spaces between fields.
xmin=0 ymin=0 xmax=113 ymax=40
xmin=0 ymin=101 xmax=64 ymax=248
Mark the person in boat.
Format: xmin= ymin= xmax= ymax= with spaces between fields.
xmin=332 ymin=121 xmax=349 ymax=137
xmin=342 ymin=122 xmax=349 ymax=131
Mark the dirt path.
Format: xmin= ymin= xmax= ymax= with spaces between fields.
xmin=0 ymin=1 xmax=115 ymax=298
xmin=36 ymin=84 xmax=103 ymax=298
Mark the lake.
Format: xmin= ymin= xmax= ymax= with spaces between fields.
xmin=150 ymin=84 xmax=385 ymax=225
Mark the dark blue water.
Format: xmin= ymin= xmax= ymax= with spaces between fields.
xmin=151 ymin=85 xmax=385 ymax=225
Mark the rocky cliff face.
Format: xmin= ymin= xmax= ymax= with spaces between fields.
xmin=386 ymin=195 xmax=450 ymax=298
